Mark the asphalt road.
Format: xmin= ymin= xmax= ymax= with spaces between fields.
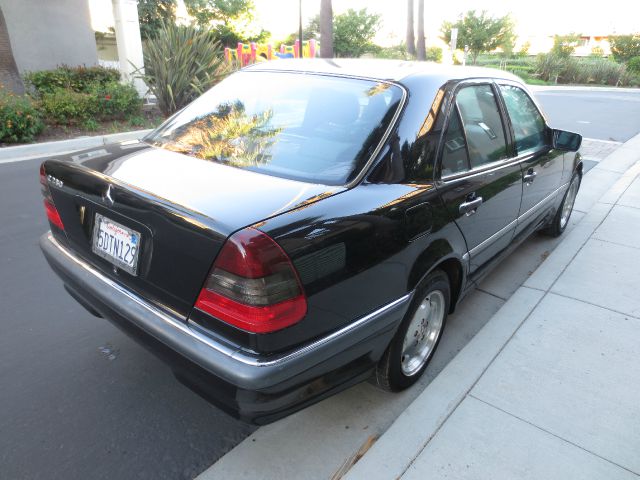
xmin=534 ymin=88 xmax=640 ymax=142
xmin=0 ymin=158 xmax=255 ymax=479
xmin=1 ymin=88 xmax=639 ymax=480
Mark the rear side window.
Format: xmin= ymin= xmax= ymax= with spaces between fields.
xmin=455 ymin=85 xmax=508 ymax=168
xmin=499 ymin=85 xmax=547 ymax=154
xmin=145 ymin=71 xmax=403 ymax=186
xmin=441 ymin=106 xmax=470 ymax=176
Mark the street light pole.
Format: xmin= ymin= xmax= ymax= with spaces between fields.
xmin=299 ymin=0 xmax=303 ymax=59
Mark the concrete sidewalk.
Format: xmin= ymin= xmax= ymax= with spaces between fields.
xmin=346 ymin=141 xmax=640 ymax=479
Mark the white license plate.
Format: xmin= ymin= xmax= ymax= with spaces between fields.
xmin=91 ymin=213 xmax=141 ymax=275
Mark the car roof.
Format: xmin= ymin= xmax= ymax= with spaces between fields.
xmin=245 ymin=58 xmax=523 ymax=86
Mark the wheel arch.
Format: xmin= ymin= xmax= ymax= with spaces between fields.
xmin=407 ymin=239 xmax=466 ymax=314
xmin=572 ymin=151 xmax=583 ymax=178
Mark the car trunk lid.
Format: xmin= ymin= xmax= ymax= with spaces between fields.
xmin=43 ymin=142 xmax=344 ymax=318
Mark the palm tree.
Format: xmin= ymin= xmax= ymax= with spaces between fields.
xmin=406 ymin=0 xmax=415 ymax=57
xmin=416 ymin=0 xmax=425 ymax=60
xmin=0 ymin=6 xmax=24 ymax=94
xmin=319 ymin=0 xmax=333 ymax=58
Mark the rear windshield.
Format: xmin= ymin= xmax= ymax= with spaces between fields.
xmin=145 ymin=71 xmax=403 ymax=185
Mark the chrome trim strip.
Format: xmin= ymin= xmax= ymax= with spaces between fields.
xmin=468 ymin=218 xmax=518 ymax=257
xmin=518 ymin=181 xmax=569 ymax=224
xmin=232 ymin=293 xmax=412 ymax=367
xmin=440 ymin=156 xmax=523 ymax=182
xmin=47 ymin=233 xmax=411 ymax=368
xmin=468 ymin=181 xmax=568 ymax=257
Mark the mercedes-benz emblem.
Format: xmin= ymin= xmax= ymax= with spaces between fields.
xmin=103 ymin=185 xmax=114 ymax=206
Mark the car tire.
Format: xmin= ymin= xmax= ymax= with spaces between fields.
xmin=544 ymin=171 xmax=581 ymax=237
xmin=375 ymin=269 xmax=450 ymax=392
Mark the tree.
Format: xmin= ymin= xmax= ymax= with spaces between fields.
xmin=440 ymin=11 xmax=514 ymax=64
xmin=551 ymin=34 xmax=581 ymax=58
xmin=319 ymin=0 xmax=333 ymax=58
xmin=283 ymin=16 xmax=319 ymax=45
xmin=184 ymin=0 xmax=253 ymax=27
xmin=137 ymin=0 xmax=177 ymax=40
xmin=406 ymin=0 xmax=415 ymax=56
xmin=609 ymin=34 xmax=640 ymax=63
xmin=211 ymin=22 xmax=269 ymax=46
xmin=291 ymin=9 xmax=380 ymax=58
xmin=333 ymin=8 xmax=381 ymax=58
xmin=0 ymin=6 xmax=24 ymax=94
xmin=517 ymin=41 xmax=531 ymax=57
xmin=183 ymin=0 xmax=268 ymax=46
xmin=416 ymin=0 xmax=425 ymax=60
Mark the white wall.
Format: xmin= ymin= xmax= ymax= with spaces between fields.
xmin=0 ymin=0 xmax=98 ymax=73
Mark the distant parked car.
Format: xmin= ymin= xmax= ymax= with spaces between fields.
xmin=40 ymin=60 xmax=582 ymax=424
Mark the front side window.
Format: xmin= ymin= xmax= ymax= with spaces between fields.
xmin=499 ymin=85 xmax=547 ymax=154
xmin=455 ymin=85 xmax=508 ymax=168
xmin=145 ymin=71 xmax=403 ymax=185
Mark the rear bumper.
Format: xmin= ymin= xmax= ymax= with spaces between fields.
xmin=40 ymin=233 xmax=411 ymax=424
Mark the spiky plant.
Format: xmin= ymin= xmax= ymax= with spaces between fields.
xmin=139 ymin=22 xmax=230 ymax=116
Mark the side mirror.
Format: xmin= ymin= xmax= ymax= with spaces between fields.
xmin=552 ymin=129 xmax=582 ymax=152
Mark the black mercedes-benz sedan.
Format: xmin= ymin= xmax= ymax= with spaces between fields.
xmin=39 ymin=60 xmax=582 ymax=424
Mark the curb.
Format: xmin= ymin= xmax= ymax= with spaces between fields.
xmin=344 ymin=131 xmax=640 ymax=479
xmin=0 ymin=129 xmax=153 ymax=164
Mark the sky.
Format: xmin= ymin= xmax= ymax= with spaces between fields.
xmin=90 ymin=0 xmax=640 ymax=45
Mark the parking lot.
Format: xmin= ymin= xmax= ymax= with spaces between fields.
xmin=1 ymin=88 xmax=639 ymax=480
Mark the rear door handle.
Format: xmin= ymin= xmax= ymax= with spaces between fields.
xmin=524 ymin=169 xmax=537 ymax=184
xmin=459 ymin=196 xmax=483 ymax=216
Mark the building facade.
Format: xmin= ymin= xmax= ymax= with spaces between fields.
xmin=0 ymin=0 xmax=98 ymax=76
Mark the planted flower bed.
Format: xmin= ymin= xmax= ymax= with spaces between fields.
xmin=1 ymin=66 xmax=163 ymax=145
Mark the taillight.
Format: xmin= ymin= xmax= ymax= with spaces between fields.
xmin=194 ymin=228 xmax=307 ymax=333
xmin=40 ymin=163 xmax=64 ymax=230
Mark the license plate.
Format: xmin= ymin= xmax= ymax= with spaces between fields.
xmin=91 ymin=213 xmax=141 ymax=275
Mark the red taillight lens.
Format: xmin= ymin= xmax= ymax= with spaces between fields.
xmin=43 ymin=199 xmax=64 ymax=230
xmin=40 ymin=163 xmax=64 ymax=230
xmin=194 ymin=228 xmax=307 ymax=333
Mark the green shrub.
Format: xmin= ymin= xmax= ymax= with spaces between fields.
xmin=624 ymin=73 xmax=640 ymax=87
xmin=25 ymin=66 xmax=120 ymax=96
xmin=534 ymin=53 xmax=566 ymax=82
xmin=90 ymin=81 xmax=142 ymax=119
xmin=82 ymin=118 xmax=99 ymax=131
xmin=370 ymin=43 xmax=442 ymax=61
xmin=40 ymin=81 xmax=141 ymax=125
xmin=372 ymin=43 xmax=412 ymax=60
xmin=0 ymin=90 xmax=44 ymax=143
xmin=475 ymin=55 xmax=535 ymax=67
xmin=628 ymin=56 xmax=640 ymax=74
xmin=505 ymin=65 xmax=535 ymax=74
xmin=69 ymin=66 xmax=121 ymax=91
xmin=535 ymin=54 xmax=631 ymax=86
xmin=140 ymin=22 xmax=228 ymax=116
xmin=128 ymin=115 xmax=145 ymax=128
xmin=425 ymin=46 xmax=443 ymax=62
xmin=40 ymin=89 xmax=98 ymax=124
xmin=582 ymin=58 xmax=626 ymax=85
